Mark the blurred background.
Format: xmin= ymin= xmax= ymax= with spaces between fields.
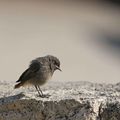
xmin=0 ymin=0 xmax=120 ymax=83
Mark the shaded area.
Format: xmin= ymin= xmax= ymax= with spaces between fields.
xmin=102 ymin=34 xmax=120 ymax=50
xmin=100 ymin=102 xmax=120 ymax=120
xmin=104 ymin=0 xmax=120 ymax=5
xmin=0 ymin=92 xmax=25 ymax=105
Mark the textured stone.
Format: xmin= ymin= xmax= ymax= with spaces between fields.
xmin=0 ymin=81 xmax=120 ymax=120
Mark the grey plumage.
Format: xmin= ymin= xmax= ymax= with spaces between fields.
xmin=14 ymin=55 xmax=61 ymax=97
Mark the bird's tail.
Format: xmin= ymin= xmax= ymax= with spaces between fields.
xmin=14 ymin=82 xmax=23 ymax=89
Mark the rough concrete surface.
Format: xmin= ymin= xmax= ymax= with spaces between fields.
xmin=0 ymin=81 xmax=120 ymax=120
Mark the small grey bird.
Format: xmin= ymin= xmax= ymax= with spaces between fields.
xmin=14 ymin=55 xmax=61 ymax=97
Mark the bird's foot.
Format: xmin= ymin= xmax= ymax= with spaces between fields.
xmin=37 ymin=94 xmax=51 ymax=98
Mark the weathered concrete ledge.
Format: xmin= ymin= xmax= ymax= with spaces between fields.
xmin=0 ymin=81 xmax=120 ymax=120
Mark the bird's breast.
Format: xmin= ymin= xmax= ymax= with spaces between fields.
xmin=35 ymin=69 xmax=52 ymax=84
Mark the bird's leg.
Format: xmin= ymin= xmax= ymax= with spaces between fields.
xmin=35 ymin=85 xmax=50 ymax=98
xmin=34 ymin=85 xmax=42 ymax=97
xmin=37 ymin=86 xmax=44 ymax=97
xmin=38 ymin=85 xmax=51 ymax=98
xmin=38 ymin=85 xmax=50 ymax=98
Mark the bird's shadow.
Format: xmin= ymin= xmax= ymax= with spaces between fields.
xmin=36 ymin=94 xmax=51 ymax=98
xmin=0 ymin=92 xmax=25 ymax=104
xmin=0 ymin=92 xmax=51 ymax=104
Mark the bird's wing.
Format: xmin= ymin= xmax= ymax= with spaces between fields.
xmin=16 ymin=60 xmax=40 ymax=83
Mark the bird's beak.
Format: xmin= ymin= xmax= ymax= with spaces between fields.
xmin=56 ymin=66 xmax=62 ymax=71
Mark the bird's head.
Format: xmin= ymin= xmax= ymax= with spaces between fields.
xmin=47 ymin=55 xmax=62 ymax=72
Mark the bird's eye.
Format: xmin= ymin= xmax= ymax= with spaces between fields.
xmin=53 ymin=60 xmax=55 ymax=64
xmin=56 ymin=63 xmax=59 ymax=67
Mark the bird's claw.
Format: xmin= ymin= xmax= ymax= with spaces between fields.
xmin=37 ymin=94 xmax=50 ymax=98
